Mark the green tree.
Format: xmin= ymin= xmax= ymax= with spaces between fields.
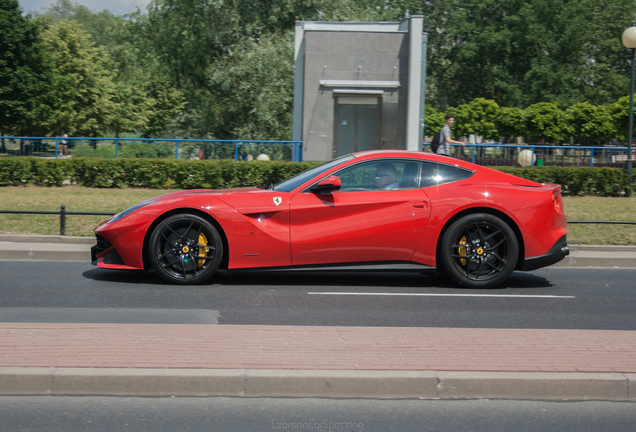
xmin=0 ymin=0 xmax=52 ymax=135
xmin=41 ymin=20 xmax=118 ymax=136
xmin=423 ymin=105 xmax=444 ymax=137
xmin=524 ymin=102 xmax=566 ymax=144
xmin=206 ymin=31 xmax=295 ymax=140
xmin=564 ymin=102 xmax=615 ymax=146
xmin=141 ymin=78 xmax=186 ymax=138
xmin=41 ymin=0 xmax=120 ymax=47
xmin=495 ymin=107 xmax=526 ymax=143
xmin=450 ymin=98 xmax=500 ymax=140
xmin=607 ymin=97 xmax=636 ymax=143
xmin=401 ymin=0 xmax=636 ymax=111
xmin=109 ymin=82 xmax=152 ymax=137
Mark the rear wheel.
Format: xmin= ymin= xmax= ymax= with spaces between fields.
xmin=149 ymin=214 xmax=223 ymax=285
xmin=440 ymin=214 xmax=518 ymax=288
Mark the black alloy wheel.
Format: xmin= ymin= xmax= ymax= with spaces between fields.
xmin=149 ymin=213 xmax=223 ymax=284
xmin=440 ymin=213 xmax=518 ymax=288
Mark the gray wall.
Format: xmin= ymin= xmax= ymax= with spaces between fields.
xmin=301 ymin=31 xmax=409 ymax=161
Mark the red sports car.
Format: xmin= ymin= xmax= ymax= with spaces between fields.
xmin=92 ymin=150 xmax=569 ymax=288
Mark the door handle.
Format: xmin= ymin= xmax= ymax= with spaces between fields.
xmin=412 ymin=201 xmax=426 ymax=208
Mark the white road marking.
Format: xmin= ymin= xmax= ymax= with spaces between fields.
xmin=307 ymin=292 xmax=575 ymax=299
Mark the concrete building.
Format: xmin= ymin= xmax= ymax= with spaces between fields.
xmin=293 ymin=16 xmax=428 ymax=161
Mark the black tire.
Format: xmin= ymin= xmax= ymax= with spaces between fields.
xmin=149 ymin=213 xmax=223 ymax=285
xmin=440 ymin=213 xmax=518 ymax=288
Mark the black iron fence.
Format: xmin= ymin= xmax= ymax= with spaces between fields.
xmin=0 ymin=206 xmax=115 ymax=236
xmin=0 ymin=206 xmax=634 ymax=236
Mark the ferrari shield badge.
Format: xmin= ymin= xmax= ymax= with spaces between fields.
xmin=273 ymin=197 xmax=282 ymax=206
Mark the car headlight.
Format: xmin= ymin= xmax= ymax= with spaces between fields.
xmin=107 ymin=198 xmax=160 ymax=224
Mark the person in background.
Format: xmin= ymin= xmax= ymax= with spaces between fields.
xmin=59 ymin=130 xmax=68 ymax=157
xmin=437 ymin=114 xmax=465 ymax=156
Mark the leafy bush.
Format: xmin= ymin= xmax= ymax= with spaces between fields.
xmin=30 ymin=159 xmax=69 ymax=186
xmin=0 ymin=158 xmax=31 ymax=186
xmin=493 ymin=166 xmax=629 ymax=197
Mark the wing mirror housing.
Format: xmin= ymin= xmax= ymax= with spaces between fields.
xmin=311 ymin=176 xmax=341 ymax=193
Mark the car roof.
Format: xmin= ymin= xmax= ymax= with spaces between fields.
xmin=348 ymin=150 xmax=540 ymax=185
xmin=350 ymin=149 xmax=472 ymax=167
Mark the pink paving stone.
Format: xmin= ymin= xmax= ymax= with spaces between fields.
xmin=1 ymin=324 xmax=636 ymax=372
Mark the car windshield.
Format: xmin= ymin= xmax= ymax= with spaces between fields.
xmin=274 ymin=155 xmax=354 ymax=192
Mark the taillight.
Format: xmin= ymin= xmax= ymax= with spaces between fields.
xmin=552 ymin=190 xmax=562 ymax=210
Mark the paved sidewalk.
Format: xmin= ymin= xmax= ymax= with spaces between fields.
xmin=2 ymin=324 xmax=636 ymax=373
xmin=0 ymin=235 xmax=635 ymax=400
xmin=1 ymin=323 xmax=635 ymax=400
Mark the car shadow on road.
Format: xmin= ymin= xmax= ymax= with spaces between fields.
xmin=82 ymin=268 xmax=161 ymax=284
xmin=215 ymin=270 xmax=553 ymax=290
xmin=83 ymin=268 xmax=553 ymax=290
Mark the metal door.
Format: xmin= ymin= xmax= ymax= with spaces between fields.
xmin=335 ymin=104 xmax=379 ymax=157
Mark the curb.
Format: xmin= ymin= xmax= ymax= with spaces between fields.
xmin=0 ymin=235 xmax=95 ymax=245
xmin=1 ymin=368 xmax=634 ymax=400
xmin=0 ymin=237 xmax=92 ymax=262
xmin=553 ymin=246 xmax=636 ymax=269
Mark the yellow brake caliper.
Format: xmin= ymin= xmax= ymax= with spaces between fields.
xmin=459 ymin=236 xmax=467 ymax=266
xmin=198 ymin=233 xmax=209 ymax=268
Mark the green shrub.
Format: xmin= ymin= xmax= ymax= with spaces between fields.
xmin=30 ymin=159 xmax=70 ymax=187
xmin=0 ymin=158 xmax=31 ymax=186
xmin=493 ymin=166 xmax=629 ymax=197
xmin=71 ymin=158 xmax=129 ymax=188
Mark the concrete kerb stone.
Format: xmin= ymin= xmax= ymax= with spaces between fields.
xmin=0 ymin=367 xmax=56 ymax=396
xmin=51 ymin=368 xmax=247 ymax=397
xmin=244 ymin=370 xmax=439 ymax=399
xmin=0 ymin=235 xmax=94 ymax=244
xmin=436 ymin=371 xmax=632 ymax=401
xmin=627 ymin=374 xmax=636 ymax=400
xmin=0 ymin=242 xmax=91 ymax=261
xmin=1 ymin=367 xmax=635 ymax=400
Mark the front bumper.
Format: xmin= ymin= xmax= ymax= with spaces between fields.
xmin=91 ymin=234 xmax=131 ymax=268
xmin=521 ymin=235 xmax=569 ymax=271
xmin=91 ymin=234 xmax=111 ymax=263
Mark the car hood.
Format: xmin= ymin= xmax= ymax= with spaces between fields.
xmin=153 ymin=187 xmax=262 ymax=199
xmin=151 ymin=187 xmax=289 ymax=215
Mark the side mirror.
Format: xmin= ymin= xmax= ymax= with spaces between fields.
xmin=311 ymin=175 xmax=341 ymax=193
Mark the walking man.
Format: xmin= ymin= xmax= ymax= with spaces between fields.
xmin=437 ymin=114 xmax=465 ymax=156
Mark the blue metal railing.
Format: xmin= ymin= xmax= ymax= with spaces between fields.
xmin=0 ymin=137 xmax=303 ymax=162
xmin=422 ymin=142 xmax=634 ymax=168
xmin=2 ymin=136 xmax=634 ymax=167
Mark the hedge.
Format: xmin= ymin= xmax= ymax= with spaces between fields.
xmin=0 ymin=157 xmax=629 ymax=197
xmin=494 ymin=166 xmax=629 ymax=197
xmin=0 ymin=157 xmax=320 ymax=190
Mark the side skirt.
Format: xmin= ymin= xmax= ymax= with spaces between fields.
xmin=229 ymin=261 xmax=436 ymax=274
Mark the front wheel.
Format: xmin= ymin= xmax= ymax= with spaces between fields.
xmin=440 ymin=214 xmax=518 ymax=288
xmin=149 ymin=214 xmax=223 ymax=285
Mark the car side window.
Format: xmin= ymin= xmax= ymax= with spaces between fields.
xmin=333 ymin=160 xmax=421 ymax=192
xmin=420 ymin=162 xmax=474 ymax=187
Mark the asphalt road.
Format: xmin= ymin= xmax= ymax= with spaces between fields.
xmin=0 ymin=397 xmax=635 ymax=432
xmin=0 ymin=262 xmax=635 ymax=330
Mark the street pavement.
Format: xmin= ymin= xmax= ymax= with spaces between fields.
xmin=0 ymin=234 xmax=635 ymax=400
